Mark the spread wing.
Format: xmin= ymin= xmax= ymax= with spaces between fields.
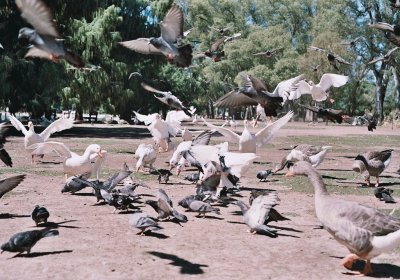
xmin=202 ymin=118 xmax=240 ymax=143
xmin=0 ymin=174 xmax=26 ymax=199
xmin=29 ymin=141 xmax=72 ymax=158
xmin=166 ymin=111 xmax=191 ymax=123
xmin=192 ymin=130 xmax=212 ymax=146
xmin=25 ymin=46 xmax=52 ymax=59
xmin=255 ymin=111 xmax=293 ymax=147
xmin=247 ymin=193 xmax=279 ymax=226
xmin=119 ymin=38 xmax=162 ymax=55
xmin=271 ymin=74 xmax=305 ymax=99
xmin=9 ymin=115 xmax=28 ymax=135
xmin=160 ymin=5 xmax=183 ymax=43
xmin=210 ymin=37 xmax=225 ymax=52
xmin=16 ymin=0 xmax=59 ymax=37
xmin=39 ymin=118 xmax=74 ymax=141
xmin=141 ymin=82 xmax=168 ymax=95
xmin=215 ymin=90 xmax=258 ymax=107
xmin=133 ymin=111 xmax=158 ymax=125
xmin=318 ymin=74 xmax=349 ymax=92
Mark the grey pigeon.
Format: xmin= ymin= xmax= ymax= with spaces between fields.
xmin=129 ymin=213 xmax=163 ymax=235
xmin=374 ymin=187 xmax=396 ymax=203
xmin=0 ymin=174 xmax=26 ymax=199
xmin=298 ymin=104 xmax=343 ymax=123
xmin=150 ymin=169 xmax=173 ymax=184
xmin=16 ymin=0 xmax=84 ymax=67
xmin=100 ymin=189 xmax=139 ymax=213
xmin=141 ymin=82 xmax=192 ymax=117
xmin=1 ymin=228 xmax=59 ymax=255
xmin=145 ymin=189 xmax=187 ymax=223
xmin=119 ymin=5 xmax=192 ymax=67
xmin=235 ymin=192 xmax=281 ymax=236
xmin=253 ymin=48 xmax=283 ymax=58
xmin=184 ymin=173 xmax=200 ymax=183
xmin=188 ymin=200 xmax=220 ymax=218
xmin=256 ymin=170 xmax=272 ymax=182
xmin=178 ymin=194 xmax=204 ymax=209
xmin=31 ymin=205 xmax=49 ymax=226
xmin=61 ymin=174 xmax=91 ymax=194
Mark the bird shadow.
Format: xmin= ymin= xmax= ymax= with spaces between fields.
xmin=240 ymin=187 xmax=277 ymax=192
xmin=230 ymin=210 xmax=243 ymax=216
xmin=0 ymin=213 xmax=30 ymax=219
xmin=147 ymin=251 xmax=208 ymax=275
xmin=227 ymin=221 xmax=244 ymax=224
xmin=141 ymin=232 xmax=169 ymax=239
xmin=257 ymin=179 xmax=279 ymax=183
xmin=37 ymin=161 xmax=62 ymax=165
xmin=322 ymin=175 xmax=347 ymax=180
xmin=69 ymin=192 xmax=94 ymax=197
xmin=12 ymin=250 xmax=73 ymax=258
xmin=35 ymin=220 xmax=80 ymax=229
xmin=269 ymin=224 xmax=303 ymax=233
xmin=331 ymin=256 xmax=400 ymax=278
xmin=253 ymin=161 xmax=273 ymax=165
xmin=194 ymin=215 xmax=224 ymax=220
xmin=319 ymin=168 xmax=352 ymax=172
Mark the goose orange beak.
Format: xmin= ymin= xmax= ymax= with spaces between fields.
xmin=285 ymin=171 xmax=296 ymax=177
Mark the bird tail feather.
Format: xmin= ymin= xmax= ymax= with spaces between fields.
xmin=40 ymin=228 xmax=59 ymax=238
xmin=64 ymin=51 xmax=85 ymax=68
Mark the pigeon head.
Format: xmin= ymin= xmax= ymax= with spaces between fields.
xmin=18 ymin=27 xmax=36 ymax=45
xmin=1 ymin=241 xmax=11 ymax=253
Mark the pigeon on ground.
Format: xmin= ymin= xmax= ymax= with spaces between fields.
xmin=308 ymin=46 xmax=352 ymax=70
xmin=256 ymin=170 xmax=272 ymax=182
xmin=1 ymin=228 xmax=59 ymax=255
xmin=184 ymin=173 xmax=200 ymax=183
xmin=31 ymin=205 xmax=49 ymax=226
xmin=178 ymin=194 xmax=205 ymax=209
xmin=235 ymin=192 xmax=281 ymax=236
xmin=145 ymin=189 xmax=187 ymax=223
xmin=374 ymin=187 xmax=396 ymax=203
xmin=249 ymin=190 xmax=289 ymax=222
xmin=100 ymin=189 xmax=139 ymax=213
xmin=119 ymin=5 xmax=192 ymax=67
xmin=129 ymin=213 xmax=163 ymax=235
xmin=0 ymin=174 xmax=26 ymax=199
xmin=188 ymin=200 xmax=220 ymax=218
xmin=61 ymin=173 xmax=92 ymax=194
xmin=150 ymin=169 xmax=173 ymax=184
xmin=16 ymin=0 xmax=84 ymax=67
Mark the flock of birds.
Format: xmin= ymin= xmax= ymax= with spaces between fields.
xmin=1 ymin=0 xmax=400 ymax=277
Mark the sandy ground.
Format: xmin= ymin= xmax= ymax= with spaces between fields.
xmin=0 ymin=121 xmax=400 ymax=280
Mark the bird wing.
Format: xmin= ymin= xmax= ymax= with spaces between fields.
xmin=29 ymin=141 xmax=72 ymax=157
xmin=298 ymin=104 xmax=319 ymax=113
xmin=189 ymin=145 xmax=221 ymax=166
xmin=308 ymin=46 xmax=328 ymax=54
xmin=192 ymin=130 xmax=212 ymax=146
xmin=271 ymin=74 xmax=305 ymax=98
xmin=133 ymin=111 xmax=158 ymax=125
xmin=386 ymin=33 xmax=400 ymax=47
xmin=166 ymin=111 xmax=190 ymax=123
xmin=367 ymin=57 xmax=385 ymax=65
xmin=141 ymin=82 xmax=168 ymax=95
xmin=16 ymin=0 xmax=59 ymax=37
xmin=9 ymin=115 xmax=28 ymax=135
xmin=255 ymin=111 xmax=293 ymax=147
xmin=0 ymin=174 xmax=26 ymax=199
xmin=160 ymin=5 xmax=183 ymax=43
xmin=334 ymin=55 xmax=352 ymax=65
xmin=119 ymin=38 xmax=162 ymax=55
xmin=104 ymin=170 xmax=132 ymax=191
xmin=224 ymin=152 xmax=258 ymax=178
xmin=318 ymin=74 xmax=349 ymax=92
xmin=165 ymin=119 xmax=182 ymax=137
xmin=39 ymin=118 xmax=74 ymax=141
xmin=202 ymin=118 xmax=240 ymax=143
xmin=247 ymin=193 xmax=279 ymax=226
xmin=368 ymin=22 xmax=394 ymax=32
xmin=24 ymin=46 xmax=52 ymax=59
xmin=215 ymin=90 xmax=258 ymax=107
xmin=386 ymin=46 xmax=400 ymax=56
xmin=157 ymin=189 xmax=173 ymax=207
xmin=248 ymin=75 xmax=268 ymax=91
xmin=210 ymin=37 xmax=225 ymax=52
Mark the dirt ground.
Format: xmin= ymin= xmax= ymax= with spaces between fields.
xmin=1 ymin=120 xmax=400 ymax=280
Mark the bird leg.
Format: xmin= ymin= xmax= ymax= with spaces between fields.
xmin=360 ymin=260 xmax=372 ymax=276
xmin=341 ymin=253 xmax=359 ymax=270
xmin=375 ymin=177 xmax=380 ymax=187
xmin=64 ymin=173 xmax=68 ymax=182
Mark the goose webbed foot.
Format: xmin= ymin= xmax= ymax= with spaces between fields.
xmin=341 ymin=253 xmax=359 ymax=270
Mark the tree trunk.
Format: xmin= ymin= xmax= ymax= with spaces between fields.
xmin=208 ymin=99 xmax=214 ymax=119
xmin=392 ymin=67 xmax=400 ymax=111
xmin=374 ymin=76 xmax=387 ymax=123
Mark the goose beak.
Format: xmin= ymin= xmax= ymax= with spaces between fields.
xmin=97 ymin=150 xmax=103 ymax=158
xmin=285 ymin=171 xmax=296 ymax=177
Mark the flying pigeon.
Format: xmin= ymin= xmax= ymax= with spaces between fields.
xmin=308 ymin=46 xmax=352 ymax=70
xmin=253 ymin=48 xmax=283 ymax=58
xmin=0 ymin=174 xmax=26 ymax=199
xmin=145 ymin=189 xmax=187 ymax=223
xmin=129 ymin=213 xmax=163 ymax=235
xmin=1 ymin=228 xmax=59 ymax=255
xmin=368 ymin=47 xmax=400 ymax=65
xmin=119 ymin=5 xmax=192 ymax=67
xmin=369 ymin=22 xmax=400 ymax=47
xmin=16 ymin=0 xmax=84 ymax=67
xmin=299 ymin=104 xmax=343 ymax=123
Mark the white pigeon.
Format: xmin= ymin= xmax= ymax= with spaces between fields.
xmin=181 ymin=128 xmax=192 ymax=141
xmin=29 ymin=142 xmax=105 ymax=180
xmin=202 ymin=111 xmax=293 ymax=153
xmin=290 ymin=74 xmax=348 ymax=102
xmin=134 ymin=111 xmax=181 ymax=152
xmin=134 ymin=143 xmax=157 ymax=172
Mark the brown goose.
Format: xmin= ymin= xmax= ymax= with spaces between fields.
xmin=286 ymin=161 xmax=400 ymax=275
xmin=352 ymin=149 xmax=394 ymax=187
